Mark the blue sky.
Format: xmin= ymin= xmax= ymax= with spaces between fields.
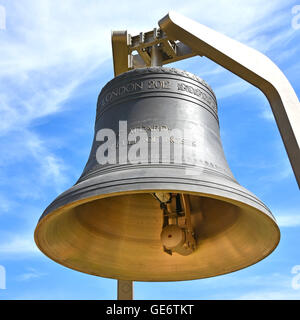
xmin=0 ymin=0 xmax=300 ymax=299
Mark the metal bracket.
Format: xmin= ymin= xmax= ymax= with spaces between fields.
xmin=112 ymin=28 xmax=197 ymax=76
xmin=111 ymin=11 xmax=300 ymax=188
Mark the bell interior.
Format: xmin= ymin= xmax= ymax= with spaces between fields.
xmin=35 ymin=192 xmax=279 ymax=281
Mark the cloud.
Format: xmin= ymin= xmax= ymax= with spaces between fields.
xmin=24 ymin=131 xmax=69 ymax=192
xmin=238 ymin=289 xmax=300 ymax=300
xmin=16 ymin=268 xmax=47 ymax=281
xmin=0 ymin=78 xmax=82 ymax=136
xmin=0 ymin=0 xmax=298 ymax=299
xmin=214 ymin=79 xmax=252 ymax=100
xmin=0 ymin=130 xmax=69 ymax=199
xmin=260 ymin=108 xmax=275 ymax=121
xmin=0 ymin=2 xmax=110 ymax=138
xmin=137 ymin=272 xmax=297 ymax=300
xmin=206 ymin=272 xmax=299 ymax=300
xmin=0 ymin=232 xmax=39 ymax=257
xmin=0 ymin=194 xmax=15 ymax=214
xmin=275 ymin=213 xmax=300 ymax=227
xmin=0 ymin=0 xmax=293 ymax=131
xmin=0 ymin=0 xmax=296 ymax=137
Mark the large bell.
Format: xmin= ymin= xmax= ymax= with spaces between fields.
xmin=35 ymin=67 xmax=280 ymax=281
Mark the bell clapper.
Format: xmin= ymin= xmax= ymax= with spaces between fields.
xmin=152 ymin=193 xmax=197 ymax=256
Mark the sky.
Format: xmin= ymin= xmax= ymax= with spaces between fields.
xmin=0 ymin=0 xmax=300 ymax=300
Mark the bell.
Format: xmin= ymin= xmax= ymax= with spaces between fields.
xmin=35 ymin=67 xmax=280 ymax=281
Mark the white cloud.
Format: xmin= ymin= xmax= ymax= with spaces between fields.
xmin=250 ymin=140 xmax=294 ymax=186
xmin=260 ymin=108 xmax=275 ymax=121
xmin=0 ymin=2 xmax=295 ymax=202
xmin=16 ymin=268 xmax=47 ymax=281
xmin=0 ymin=0 xmax=295 ymax=135
xmin=148 ymin=272 xmax=297 ymax=300
xmin=0 ymin=233 xmax=40 ymax=256
xmin=0 ymin=0 xmax=298 ymax=270
xmin=203 ymin=272 xmax=299 ymax=300
xmin=0 ymin=194 xmax=14 ymax=213
xmin=275 ymin=213 xmax=300 ymax=227
xmin=0 ymin=129 xmax=69 ymax=197
xmin=238 ymin=289 xmax=300 ymax=300
xmin=25 ymin=131 xmax=69 ymax=192
xmin=246 ymin=25 xmax=297 ymax=55
xmin=214 ymin=79 xmax=252 ymax=100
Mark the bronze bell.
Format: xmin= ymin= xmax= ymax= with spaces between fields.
xmin=34 ymin=67 xmax=280 ymax=281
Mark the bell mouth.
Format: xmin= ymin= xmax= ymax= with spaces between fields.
xmin=34 ymin=190 xmax=280 ymax=281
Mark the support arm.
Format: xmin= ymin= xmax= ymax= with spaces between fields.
xmin=111 ymin=11 xmax=300 ymax=187
xmin=159 ymin=11 xmax=300 ymax=187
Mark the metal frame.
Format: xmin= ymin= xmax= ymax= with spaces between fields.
xmin=112 ymin=11 xmax=300 ymax=188
xmin=111 ymin=28 xmax=196 ymax=75
xmin=112 ymin=10 xmax=300 ymax=300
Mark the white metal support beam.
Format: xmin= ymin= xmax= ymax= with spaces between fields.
xmin=111 ymin=11 xmax=300 ymax=188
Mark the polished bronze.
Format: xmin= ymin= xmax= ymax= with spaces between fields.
xmin=35 ymin=67 xmax=280 ymax=282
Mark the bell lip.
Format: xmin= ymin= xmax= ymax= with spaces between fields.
xmin=34 ymin=188 xmax=280 ymax=282
xmin=38 ymin=172 xmax=276 ymax=222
